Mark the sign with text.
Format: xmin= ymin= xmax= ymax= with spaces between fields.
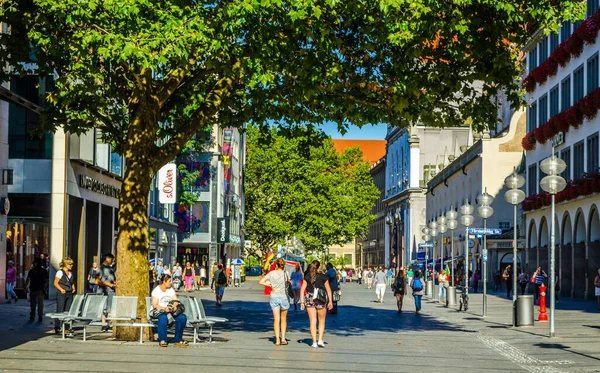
xmin=158 ymin=163 xmax=177 ymax=204
xmin=217 ymin=217 xmax=230 ymax=243
xmin=418 ymin=243 xmax=434 ymax=248
xmin=417 ymin=251 xmax=426 ymax=260
xmin=467 ymin=228 xmax=502 ymax=236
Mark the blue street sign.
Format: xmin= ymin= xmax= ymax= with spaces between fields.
xmin=417 ymin=252 xmax=426 ymax=260
xmin=467 ymin=228 xmax=502 ymax=235
xmin=482 ymin=249 xmax=488 ymax=263
xmin=418 ymin=243 xmax=434 ymax=248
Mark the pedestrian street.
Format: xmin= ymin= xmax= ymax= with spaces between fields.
xmin=1 ymin=279 xmax=599 ymax=373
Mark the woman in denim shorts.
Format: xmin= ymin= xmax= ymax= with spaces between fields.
xmin=300 ymin=260 xmax=333 ymax=348
xmin=259 ymin=258 xmax=291 ymax=345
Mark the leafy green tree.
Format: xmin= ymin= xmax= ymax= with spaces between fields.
xmin=245 ymin=126 xmax=379 ymax=257
xmin=0 ymin=0 xmax=584 ymax=338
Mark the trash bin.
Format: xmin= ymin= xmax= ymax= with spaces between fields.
xmin=425 ymin=280 xmax=433 ymax=297
xmin=447 ymin=286 xmax=457 ymax=306
xmin=516 ymin=295 xmax=534 ymax=326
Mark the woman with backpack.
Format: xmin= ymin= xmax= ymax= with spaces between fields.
xmin=300 ymin=260 xmax=333 ymax=348
xmin=393 ymin=270 xmax=407 ymax=313
xmin=410 ymin=270 xmax=425 ymax=313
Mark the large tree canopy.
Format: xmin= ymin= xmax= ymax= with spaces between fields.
xmin=244 ymin=126 xmax=379 ymax=258
xmin=0 ymin=0 xmax=584 ymax=339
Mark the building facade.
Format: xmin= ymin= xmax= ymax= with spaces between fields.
xmin=384 ymin=125 xmax=471 ymax=269
xmin=425 ymin=110 xmax=526 ymax=279
xmin=523 ymin=1 xmax=600 ymax=299
xmin=359 ymin=156 xmax=386 ymax=269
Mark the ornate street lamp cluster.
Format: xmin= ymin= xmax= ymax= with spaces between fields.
xmin=477 ymin=188 xmax=494 ymax=317
xmin=459 ymin=201 xmax=475 ymax=296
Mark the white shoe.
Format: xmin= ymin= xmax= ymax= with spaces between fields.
xmin=317 ymin=340 xmax=325 ymax=348
xmin=311 ymin=342 xmax=318 ymax=348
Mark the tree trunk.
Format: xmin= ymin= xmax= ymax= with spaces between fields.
xmin=114 ymin=110 xmax=160 ymax=341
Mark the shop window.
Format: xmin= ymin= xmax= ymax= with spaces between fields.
xmin=110 ymin=149 xmax=123 ymax=176
xmin=95 ymin=129 xmax=110 ymax=170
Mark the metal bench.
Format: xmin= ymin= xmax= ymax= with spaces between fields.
xmin=105 ymin=296 xmax=154 ymax=344
xmin=65 ymin=294 xmax=107 ymax=341
xmin=45 ymin=294 xmax=85 ymax=339
xmin=192 ymin=296 xmax=228 ymax=342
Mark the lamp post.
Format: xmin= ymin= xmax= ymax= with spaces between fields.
xmin=477 ymin=189 xmax=495 ymax=317
xmin=504 ymin=169 xmax=526 ymax=327
xmin=446 ymin=208 xmax=458 ymax=284
xmin=539 ymin=151 xmax=567 ymax=338
xmin=429 ymin=221 xmax=438 ymax=299
xmin=422 ymin=227 xmax=431 ymax=270
xmin=394 ymin=211 xmax=403 ymax=271
xmin=437 ymin=216 xmax=447 ymax=303
xmin=386 ymin=213 xmax=393 ymax=269
xmin=459 ymin=201 xmax=475 ymax=297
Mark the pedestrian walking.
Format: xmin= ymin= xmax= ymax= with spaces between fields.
xmin=150 ymin=274 xmax=188 ymax=347
xmin=504 ymin=265 xmax=513 ymax=299
xmin=325 ymin=263 xmax=340 ymax=314
xmin=53 ymin=257 xmax=75 ymax=335
xmin=212 ymin=264 xmax=227 ymax=307
xmin=518 ymin=268 xmax=529 ymax=295
xmin=291 ymin=265 xmax=304 ymax=311
xmin=366 ymin=268 xmax=374 ymax=289
xmin=200 ymin=265 xmax=207 ymax=288
xmin=97 ymin=253 xmax=116 ymax=332
xmin=387 ymin=268 xmax=393 ymax=286
xmin=193 ymin=261 xmax=201 ymax=290
xmin=357 ymin=269 xmax=362 ymax=285
xmin=533 ymin=267 xmax=547 ymax=304
xmin=407 ymin=268 xmax=414 ymax=288
xmin=300 ymin=260 xmax=333 ymax=348
xmin=410 ymin=271 xmax=424 ymax=313
xmin=472 ymin=271 xmax=480 ymax=293
xmin=438 ymin=270 xmax=449 ymax=304
xmin=183 ymin=262 xmax=194 ymax=292
xmin=392 ymin=269 xmax=407 ymax=313
xmin=172 ymin=262 xmax=182 ymax=291
xmin=25 ymin=258 xmax=48 ymax=322
xmin=348 ymin=269 xmax=353 ymax=283
xmin=163 ymin=264 xmax=171 ymax=276
xmin=259 ymin=258 xmax=290 ymax=345
xmin=340 ymin=269 xmax=347 ymax=283
xmin=373 ymin=267 xmax=387 ymax=303
xmin=87 ymin=262 xmax=101 ymax=294
xmin=5 ymin=260 xmax=17 ymax=303
xmin=594 ymin=269 xmax=600 ymax=310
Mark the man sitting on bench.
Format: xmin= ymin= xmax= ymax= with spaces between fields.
xmin=151 ymin=274 xmax=188 ymax=347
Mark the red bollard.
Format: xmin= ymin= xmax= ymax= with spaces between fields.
xmin=538 ymin=284 xmax=548 ymax=322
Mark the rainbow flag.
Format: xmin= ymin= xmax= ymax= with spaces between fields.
xmin=445 ymin=265 xmax=450 ymax=275
xmin=263 ymin=250 xmax=274 ymax=270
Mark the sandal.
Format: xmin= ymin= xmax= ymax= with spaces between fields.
xmin=176 ymin=341 xmax=189 ymax=347
xmin=280 ymin=340 xmax=288 ymax=345
xmin=159 ymin=341 xmax=168 ymax=347
xmin=275 ymin=340 xmax=281 ymax=346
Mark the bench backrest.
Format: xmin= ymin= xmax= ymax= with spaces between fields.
xmin=194 ymin=297 xmax=208 ymax=320
xmin=109 ymin=296 xmax=138 ymax=320
xmin=81 ymin=294 xmax=107 ymax=320
xmin=177 ymin=296 xmax=199 ymax=322
xmin=68 ymin=294 xmax=85 ymax=317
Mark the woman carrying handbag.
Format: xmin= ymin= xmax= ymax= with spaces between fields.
xmin=300 ymin=260 xmax=333 ymax=348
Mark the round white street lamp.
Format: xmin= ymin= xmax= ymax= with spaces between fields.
xmin=504 ymin=169 xmax=526 ymax=327
xmin=446 ymin=208 xmax=459 ymax=297
xmin=460 ymin=201 xmax=474 ymax=298
xmin=477 ymin=189 xmax=495 ymax=317
xmin=539 ymin=153 xmax=566 ymax=338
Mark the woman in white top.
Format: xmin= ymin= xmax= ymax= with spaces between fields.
xmin=53 ymin=257 xmax=75 ymax=334
xmin=259 ymin=258 xmax=290 ymax=345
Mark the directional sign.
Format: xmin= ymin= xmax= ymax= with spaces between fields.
xmin=417 ymin=252 xmax=426 ymax=260
xmin=418 ymin=243 xmax=434 ymax=248
xmin=482 ymin=249 xmax=488 ymax=263
xmin=467 ymin=228 xmax=502 ymax=235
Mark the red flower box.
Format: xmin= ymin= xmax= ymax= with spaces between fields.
xmin=522 ymin=132 xmax=536 ymax=151
xmin=534 ymin=127 xmax=547 ymax=144
xmin=524 ymin=75 xmax=536 ymax=93
xmin=552 ymin=42 xmax=571 ymax=68
xmin=565 ymin=34 xmax=585 ymax=57
xmin=576 ymin=19 xmax=599 ymax=44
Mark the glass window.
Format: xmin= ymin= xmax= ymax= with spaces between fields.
xmin=574 ymin=20 xmax=583 ymax=30
xmin=528 ymin=48 xmax=538 ymax=72
xmin=95 ymin=129 xmax=110 ymax=170
xmin=8 ymin=76 xmax=53 ymax=159
xmin=560 ymin=148 xmax=571 ymax=181
xmin=588 ymin=0 xmax=599 ymax=17
xmin=587 ymin=133 xmax=599 ymax=173
xmin=550 ymin=85 xmax=559 ymax=117
xmin=539 ymin=37 xmax=549 ymax=62
xmin=550 ymin=33 xmax=559 ymax=54
xmin=587 ymin=53 xmax=599 ymax=93
xmin=528 ymin=102 xmax=537 ymax=133
xmin=561 ymin=75 xmax=571 ymax=112
xmin=573 ymin=141 xmax=585 ymax=179
xmin=538 ymin=94 xmax=548 ymax=125
xmin=574 ymin=64 xmax=584 ymax=103
xmin=561 ymin=21 xmax=572 ymax=42
xmin=528 ymin=164 xmax=537 ymax=196
xmin=110 ymin=149 xmax=123 ymax=176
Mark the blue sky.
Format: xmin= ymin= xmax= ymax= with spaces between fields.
xmin=318 ymin=122 xmax=388 ymax=140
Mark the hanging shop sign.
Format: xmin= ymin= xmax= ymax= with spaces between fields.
xmin=217 ymin=217 xmax=230 ymax=243
xmin=158 ymin=163 xmax=177 ymax=204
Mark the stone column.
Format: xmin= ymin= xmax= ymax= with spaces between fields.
xmin=49 ymin=129 xmax=68 ymax=298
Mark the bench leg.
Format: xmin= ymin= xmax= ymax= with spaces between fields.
xmin=62 ymin=323 xmax=65 ymax=340
xmin=209 ymin=325 xmax=213 ymax=343
xmin=139 ymin=326 xmax=143 ymax=344
xmin=193 ymin=327 xmax=198 ymax=344
xmin=83 ymin=326 xmax=87 ymax=342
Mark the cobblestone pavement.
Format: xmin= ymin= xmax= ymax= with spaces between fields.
xmin=0 ymin=279 xmax=599 ymax=373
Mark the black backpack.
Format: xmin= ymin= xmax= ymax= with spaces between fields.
xmin=393 ymin=277 xmax=405 ymax=292
xmin=217 ymin=270 xmax=227 ymax=285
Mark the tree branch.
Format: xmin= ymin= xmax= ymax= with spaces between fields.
xmin=155 ymin=58 xmax=197 ymax=108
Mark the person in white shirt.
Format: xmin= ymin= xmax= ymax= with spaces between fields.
xmin=151 ymin=274 xmax=188 ymax=347
xmin=340 ymin=269 xmax=347 ymax=283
